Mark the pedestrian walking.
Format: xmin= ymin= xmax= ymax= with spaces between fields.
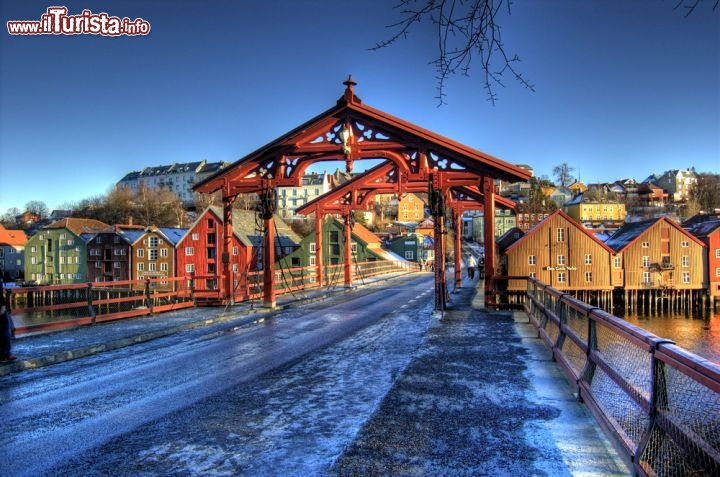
xmin=467 ymin=255 xmax=477 ymax=280
xmin=1 ymin=283 xmax=17 ymax=362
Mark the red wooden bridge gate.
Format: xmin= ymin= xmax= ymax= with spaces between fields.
xmin=193 ymin=76 xmax=530 ymax=310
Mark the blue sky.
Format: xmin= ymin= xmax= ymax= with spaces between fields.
xmin=1 ymin=0 xmax=718 ymax=215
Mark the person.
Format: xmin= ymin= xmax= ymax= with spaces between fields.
xmin=0 ymin=283 xmax=16 ymax=362
xmin=467 ymin=255 xmax=477 ymax=280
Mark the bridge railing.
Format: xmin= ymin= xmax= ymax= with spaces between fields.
xmin=525 ymin=278 xmax=720 ymax=477
xmin=6 ymin=276 xmax=195 ymax=335
xmin=6 ymin=259 xmax=419 ymax=335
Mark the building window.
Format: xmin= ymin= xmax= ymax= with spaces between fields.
xmin=233 ymin=246 xmax=238 ymax=256
xmin=309 ymin=243 xmax=316 ymax=253
xmin=138 ymin=263 xmax=145 ymax=272
xmin=642 ymin=256 xmax=650 ymax=267
xmin=186 ymin=264 xmax=195 ymax=273
xmin=642 ymin=241 xmax=649 ymax=248
xmin=681 ymin=256 xmax=689 ymax=267
xmin=192 ymin=233 xmax=199 ymax=241
xmin=556 ymin=228 xmax=565 ymax=242
xmin=207 ymin=218 xmax=214 ymax=229
xmin=529 ymin=272 xmax=536 ymax=279
xmin=138 ymin=249 xmax=144 ymax=258
xmin=149 ymin=262 xmax=157 ymax=272
xmin=160 ymin=248 xmax=168 ymax=257
xmin=682 ymin=272 xmax=690 ymax=284
xmin=557 ymin=272 xmax=566 ymax=283
xmin=584 ymin=271 xmax=592 ymax=282
xmin=681 ymin=241 xmax=689 ymax=248
xmin=161 ymin=263 xmax=168 ymax=272
xmin=584 ymin=254 xmax=592 ymax=265
xmin=716 ymin=249 xmax=720 ymax=258
xmin=149 ymin=237 xmax=159 ymax=248
xmin=309 ymin=256 xmax=316 ymax=266
xmin=185 ymin=247 xmax=194 ymax=256
xmin=405 ymin=251 xmax=414 ymax=259
xmin=715 ymin=268 xmax=720 ymax=277
xmin=114 ymin=262 xmax=121 ymax=269
xmin=557 ymin=255 xmax=566 ymax=266
xmin=95 ymin=262 xmax=102 ymax=269
xmin=528 ymin=255 xmax=536 ymax=265
xmin=643 ymin=271 xmax=651 ymax=284
xmin=149 ymin=250 xmax=158 ymax=261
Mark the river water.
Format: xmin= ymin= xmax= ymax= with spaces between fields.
xmin=616 ymin=309 xmax=720 ymax=365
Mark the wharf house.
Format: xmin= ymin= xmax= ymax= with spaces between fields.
xmin=604 ymin=216 xmax=706 ymax=312
xmin=562 ymin=193 xmax=627 ymax=232
xmin=125 ymin=226 xmax=187 ymax=292
xmin=682 ymin=218 xmax=720 ymax=310
xmin=175 ymin=206 xmax=301 ymax=302
xmin=86 ymin=224 xmax=145 ymax=283
xmin=0 ymin=224 xmax=27 ymax=282
xmin=24 ymin=218 xmax=109 ymax=285
xmin=497 ymin=210 xmax=618 ymax=309
xmin=387 ymin=232 xmax=434 ymax=269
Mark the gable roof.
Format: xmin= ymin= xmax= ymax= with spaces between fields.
xmin=43 ymin=218 xmax=110 ymax=236
xmin=0 ymin=224 xmax=27 ymax=248
xmin=504 ymin=209 xmax=616 ymax=255
xmin=604 ymin=216 xmax=705 ymax=252
xmin=683 ymin=219 xmax=720 ymax=243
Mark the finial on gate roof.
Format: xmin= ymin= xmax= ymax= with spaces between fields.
xmin=339 ymin=74 xmax=361 ymax=105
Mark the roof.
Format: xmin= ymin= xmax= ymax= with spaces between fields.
xmin=504 ymin=210 xmax=616 ymax=255
xmin=682 ymin=213 xmax=720 ymax=227
xmin=194 ymin=77 xmax=531 ymax=194
xmin=43 ymin=218 xmax=110 ymax=236
xmin=496 ymin=227 xmax=524 ymax=253
xmin=158 ymin=228 xmax=188 ymax=245
xmin=604 ymin=216 xmax=704 ymax=252
xmin=0 ymin=225 xmax=27 ymax=248
xmin=683 ymin=219 xmax=720 ymax=242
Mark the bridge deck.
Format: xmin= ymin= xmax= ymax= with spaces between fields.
xmin=1 ymin=275 xmax=629 ymax=475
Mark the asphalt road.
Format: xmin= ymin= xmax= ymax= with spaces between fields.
xmin=0 ymin=274 xmax=437 ymax=477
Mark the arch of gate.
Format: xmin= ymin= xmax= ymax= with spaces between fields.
xmin=194 ymin=76 xmax=530 ymax=308
xmin=294 ymin=160 xmax=517 ymax=309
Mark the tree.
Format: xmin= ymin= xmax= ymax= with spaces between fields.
xmin=0 ymin=207 xmax=20 ymax=228
xmin=377 ymin=0 xmax=716 ymax=104
xmin=552 ymin=163 xmax=575 ymax=189
xmin=688 ymin=172 xmax=720 ymax=213
xmin=25 ymin=200 xmax=49 ymax=219
xmin=375 ymin=0 xmax=533 ymax=104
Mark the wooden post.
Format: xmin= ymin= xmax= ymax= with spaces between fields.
xmin=315 ymin=213 xmax=324 ymax=287
xmin=483 ymin=176 xmax=496 ymax=307
xmin=343 ymin=212 xmax=353 ymax=288
xmin=453 ymin=207 xmax=462 ymax=289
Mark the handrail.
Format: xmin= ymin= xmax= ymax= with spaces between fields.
xmin=525 ymin=278 xmax=720 ymax=476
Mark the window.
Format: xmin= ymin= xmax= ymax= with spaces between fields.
xmin=207 ymin=233 xmax=216 ymax=244
xmin=309 ymin=256 xmax=316 ymax=265
xmin=160 ymin=263 xmax=168 ymax=272
xmin=233 ymin=246 xmax=238 ymax=256
xmin=160 ymin=248 xmax=168 ymax=257
xmin=716 ymin=268 xmax=720 ymax=277
xmin=681 ymin=256 xmax=689 ymax=267
xmin=556 ymin=228 xmax=565 ymax=242
xmin=114 ymin=262 xmax=121 ymax=269
xmin=584 ymin=254 xmax=592 ymax=265
xmin=716 ymin=249 xmax=720 ymax=258
xmin=681 ymin=241 xmax=689 ymax=248
xmin=585 ymin=271 xmax=592 ymax=282
xmin=192 ymin=233 xmax=199 ymax=241
xmin=557 ymin=272 xmax=566 ymax=283
xmin=557 ymin=255 xmax=566 ymax=266
xmin=682 ymin=272 xmax=690 ymax=284
xmin=309 ymin=243 xmax=316 ymax=253
xmin=529 ymin=272 xmax=536 ymax=279
xmin=137 ymin=249 xmax=144 ymax=258
xmin=185 ymin=264 xmax=195 ymax=273
xmin=138 ymin=263 xmax=145 ymax=272
xmin=233 ymin=264 xmax=239 ymax=272
xmin=643 ymin=271 xmax=651 ymax=284
xmin=642 ymin=256 xmax=650 ymax=267
xmin=351 ymin=243 xmax=357 ymax=253
xmin=185 ymin=247 xmax=194 ymax=256
xmin=207 ymin=218 xmax=214 ymax=229
xmin=642 ymin=241 xmax=649 ymax=248
xmin=149 ymin=250 xmax=158 ymax=261
xmin=90 ymin=249 xmax=101 ymax=256
xmin=149 ymin=262 xmax=157 ymax=272
xmin=528 ymin=255 xmax=536 ymax=266
xmin=149 ymin=236 xmax=159 ymax=247
xmin=95 ymin=262 xmax=102 ymax=269
xmin=405 ymin=251 xmax=414 ymax=259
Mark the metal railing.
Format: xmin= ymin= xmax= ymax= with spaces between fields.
xmin=525 ymin=278 xmax=720 ymax=476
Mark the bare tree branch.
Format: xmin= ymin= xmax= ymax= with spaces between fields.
xmin=372 ymin=0 xmax=534 ymax=105
xmin=674 ymin=0 xmax=719 ymax=17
